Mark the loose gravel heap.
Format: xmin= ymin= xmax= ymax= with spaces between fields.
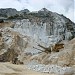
xmin=27 ymin=61 xmax=74 ymax=75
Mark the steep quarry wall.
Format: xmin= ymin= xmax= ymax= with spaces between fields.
xmin=13 ymin=18 xmax=74 ymax=46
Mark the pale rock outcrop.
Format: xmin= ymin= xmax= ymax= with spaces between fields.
xmin=13 ymin=17 xmax=75 ymax=47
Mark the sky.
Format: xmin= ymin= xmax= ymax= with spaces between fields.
xmin=0 ymin=0 xmax=74 ymax=22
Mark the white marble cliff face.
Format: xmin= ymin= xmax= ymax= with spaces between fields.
xmin=13 ymin=17 xmax=74 ymax=47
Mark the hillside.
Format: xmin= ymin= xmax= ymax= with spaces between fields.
xmin=0 ymin=8 xmax=75 ymax=75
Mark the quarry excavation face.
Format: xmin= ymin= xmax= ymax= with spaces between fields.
xmin=0 ymin=8 xmax=75 ymax=75
xmin=0 ymin=17 xmax=75 ymax=63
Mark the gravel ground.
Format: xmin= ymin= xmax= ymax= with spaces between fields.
xmin=27 ymin=61 xmax=74 ymax=75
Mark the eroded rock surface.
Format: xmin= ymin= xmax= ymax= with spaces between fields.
xmin=0 ymin=8 xmax=75 ymax=75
